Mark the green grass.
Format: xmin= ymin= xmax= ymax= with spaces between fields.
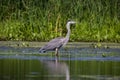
xmin=0 ymin=0 xmax=120 ymax=42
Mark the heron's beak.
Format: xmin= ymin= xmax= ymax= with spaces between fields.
xmin=72 ymin=21 xmax=77 ymax=24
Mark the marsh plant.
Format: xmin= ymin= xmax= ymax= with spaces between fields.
xmin=0 ymin=0 xmax=120 ymax=42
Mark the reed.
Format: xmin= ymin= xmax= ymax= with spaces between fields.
xmin=0 ymin=0 xmax=120 ymax=42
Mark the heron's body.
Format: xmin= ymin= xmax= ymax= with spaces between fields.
xmin=39 ymin=21 xmax=76 ymax=56
xmin=39 ymin=37 xmax=67 ymax=52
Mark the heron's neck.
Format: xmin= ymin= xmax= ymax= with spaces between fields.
xmin=65 ymin=24 xmax=71 ymax=39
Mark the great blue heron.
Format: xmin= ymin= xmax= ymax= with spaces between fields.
xmin=39 ymin=20 xmax=76 ymax=56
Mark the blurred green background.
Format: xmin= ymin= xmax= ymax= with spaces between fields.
xmin=0 ymin=0 xmax=120 ymax=42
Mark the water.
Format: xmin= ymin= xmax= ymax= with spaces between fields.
xmin=0 ymin=42 xmax=120 ymax=80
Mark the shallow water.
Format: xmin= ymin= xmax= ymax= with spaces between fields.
xmin=0 ymin=42 xmax=120 ymax=80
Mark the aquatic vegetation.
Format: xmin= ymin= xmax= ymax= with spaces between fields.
xmin=0 ymin=0 xmax=120 ymax=42
xmin=102 ymin=53 xmax=106 ymax=57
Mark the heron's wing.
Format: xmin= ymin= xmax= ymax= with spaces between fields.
xmin=39 ymin=37 xmax=65 ymax=52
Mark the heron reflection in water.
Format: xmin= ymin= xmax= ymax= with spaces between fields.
xmin=41 ymin=57 xmax=70 ymax=80
xmin=39 ymin=20 xmax=76 ymax=56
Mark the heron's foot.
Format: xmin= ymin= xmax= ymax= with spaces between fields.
xmin=55 ymin=53 xmax=58 ymax=57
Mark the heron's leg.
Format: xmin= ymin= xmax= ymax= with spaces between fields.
xmin=55 ymin=48 xmax=58 ymax=56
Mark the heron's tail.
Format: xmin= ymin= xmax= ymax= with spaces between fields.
xmin=39 ymin=48 xmax=46 ymax=53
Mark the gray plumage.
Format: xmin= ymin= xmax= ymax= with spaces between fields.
xmin=39 ymin=20 xmax=76 ymax=56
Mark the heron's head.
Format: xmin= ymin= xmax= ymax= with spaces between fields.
xmin=67 ymin=20 xmax=76 ymax=25
xmin=66 ymin=20 xmax=76 ymax=29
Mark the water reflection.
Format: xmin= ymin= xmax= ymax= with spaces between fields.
xmin=0 ymin=55 xmax=120 ymax=80
xmin=41 ymin=57 xmax=70 ymax=80
xmin=0 ymin=44 xmax=120 ymax=80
